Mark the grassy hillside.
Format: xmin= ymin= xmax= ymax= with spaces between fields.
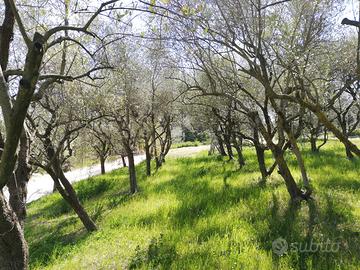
xmin=26 ymin=141 xmax=360 ymax=269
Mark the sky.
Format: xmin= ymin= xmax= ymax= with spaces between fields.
xmin=344 ymin=0 xmax=359 ymax=20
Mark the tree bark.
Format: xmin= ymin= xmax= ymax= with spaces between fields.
xmin=121 ymin=155 xmax=127 ymax=167
xmin=310 ymin=135 xmax=318 ymax=153
xmin=127 ymin=151 xmax=138 ymax=194
xmin=58 ymin=173 xmax=97 ymax=232
xmin=272 ymin=146 xmax=302 ymax=200
xmin=340 ymin=122 xmax=354 ymax=159
xmin=215 ymin=132 xmax=227 ymax=156
xmin=0 ymin=31 xmax=44 ymax=270
xmin=250 ymin=110 xmax=303 ymax=200
xmin=270 ymin=89 xmax=360 ymax=157
xmin=49 ymin=168 xmax=97 ymax=232
xmin=0 ymin=192 xmax=29 ymax=270
xmin=224 ymin=135 xmax=234 ymax=160
xmin=285 ymin=129 xmax=311 ymax=191
xmin=310 ymin=106 xmax=360 ymax=157
xmin=345 ymin=142 xmax=354 ymax=159
xmin=0 ymin=0 xmax=15 ymax=72
xmin=44 ymin=139 xmax=97 ymax=232
xmin=100 ymin=156 xmax=106 ymax=175
xmin=7 ymin=131 xmax=31 ymax=228
xmin=144 ymin=139 xmax=151 ymax=176
xmin=233 ymin=137 xmax=245 ymax=168
xmin=255 ymin=145 xmax=268 ymax=182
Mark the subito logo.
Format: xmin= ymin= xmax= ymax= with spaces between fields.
xmin=272 ymin=237 xmax=288 ymax=256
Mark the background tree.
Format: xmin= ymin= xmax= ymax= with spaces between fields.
xmin=86 ymin=121 xmax=114 ymax=174
xmin=27 ymin=82 xmax=100 ymax=232
xmin=0 ymin=1 xmax=126 ymax=267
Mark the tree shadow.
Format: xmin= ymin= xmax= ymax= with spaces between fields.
xmin=255 ymin=193 xmax=360 ymax=270
xmin=150 ymin=156 xmax=282 ymax=230
xmin=128 ymin=234 xmax=177 ymax=270
xmin=27 ymin=216 xmax=90 ymax=268
xmin=321 ymin=177 xmax=360 ymax=191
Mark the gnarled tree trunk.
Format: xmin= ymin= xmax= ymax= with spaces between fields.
xmin=310 ymin=135 xmax=318 ymax=153
xmin=47 ymin=167 xmax=98 ymax=232
xmin=7 ymin=131 xmax=31 ymax=228
xmin=233 ymin=136 xmax=245 ymax=168
xmin=272 ymin=146 xmax=302 ymax=200
xmin=0 ymin=192 xmax=28 ymax=270
xmin=43 ymin=139 xmax=97 ymax=232
xmin=255 ymin=145 xmax=268 ymax=181
xmin=224 ymin=134 xmax=233 ymax=160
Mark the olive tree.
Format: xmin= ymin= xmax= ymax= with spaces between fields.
xmin=0 ymin=0 xmax=127 ymax=267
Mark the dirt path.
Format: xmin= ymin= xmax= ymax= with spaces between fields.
xmin=21 ymin=145 xmax=209 ymax=203
xmin=167 ymin=145 xmax=210 ymax=158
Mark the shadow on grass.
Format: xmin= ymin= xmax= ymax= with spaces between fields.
xmin=321 ymin=177 xmax=360 ymax=191
xmin=32 ymin=177 xmax=115 ymax=219
xmin=27 ymin=145 xmax=360 ymax=269
xmin=255 ymin=194 xmax=360 ymax=270
xmin=28 ymin=216 xmax=90 ymax=268
xmin=147 ymin=155 xmax=282 ymax=230
xmin=129 ymin=234 xmax=177 ymax=270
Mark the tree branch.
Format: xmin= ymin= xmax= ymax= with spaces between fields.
xmin=8 ymin=0 xmax=31 ymax=47
xmin=43 ymin=0 xmax=119 ymax=41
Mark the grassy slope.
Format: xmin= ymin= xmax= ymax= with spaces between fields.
xmin=171 ymin=141 xmax=208 ymax=149
xmin=26 ymin=141 xmax=360 ymax=270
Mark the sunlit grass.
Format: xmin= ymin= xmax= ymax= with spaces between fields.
xmin=171 ymin=140 xmax=208 ymax=149
xmin=26 ymin=141 xmax=360 ymax=269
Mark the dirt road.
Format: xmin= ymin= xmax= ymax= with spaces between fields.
xmin=21 ymin=145 xmax=209 ymax=203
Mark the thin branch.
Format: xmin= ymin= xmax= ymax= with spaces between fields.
xmin=260 ymin=0 xmax=292 ymax=10
xmin=38 ymin=66 xmax=112 ymax=81
xmin=8 ymin=0 xmax=31 ymax=47
xmin=43 ymin=0 xmax=119 ymax=41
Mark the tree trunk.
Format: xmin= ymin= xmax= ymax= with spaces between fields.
xmin=313 ymin=109 xmax=360 ymax=157
xmin=215 ymin=133 xmax=227 ymax=156
xmin=340 ymin=123 xmax=354 ymax=159
xmin=234 ymin=145 xmax=245 ymax=168
xmin=145 ymin=141 xmax=151 ymax=176
xmin=44 ymin=137 xmax=97 ymax=232
xmin=345 ymin=142 xmax=354 ymax=159
xmin=52 ymin=182 xmax=57 ymax=193
xmin=121 ymin=155 xmax=127 ymax=167
xmin=310 ymin=135 xmax=318 ymax=153
xmin=224 ymin=136 xmax=233 ymax=160
xmin=272 ymin=147 xmax=302 ymax=200
xmin=255 ymin=145 xmax=268 ymax=182
xmin=317 ymin=129 xmax=328 ymax=152
xmin=251 ymin=111 xmax=302 ymax=200
xmin=57 ymin=170 xmax=97 ymax=232
xmin=155 ymin=157 xmax=161 ymax=170
xmin=50 ymin=168 xmax=97 ymax=232
xmin=285 ymin=129 xmax=311 ymax=191
xmin=2 ymin=130 xmax=30 ymax=228
xmin=0 ymin=192 xmax=29 ymax=270
xmin=127 ymin=151 xmax=138 ymax=194
xmin=271 ymin=93 xmax=360 ymax=157
xmin=290 ymin=138 xmax=311 ymax=190
xmin=100 ymin=156 xmax=106 ymax=175
xmin=233 ymin=138 xmax=245 ymax=168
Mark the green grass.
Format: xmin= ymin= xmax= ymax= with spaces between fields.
xmin=171 ymin=140 xmax=208 ymax=149
xmin=25 ymin=141 xmax=360 ymax=269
